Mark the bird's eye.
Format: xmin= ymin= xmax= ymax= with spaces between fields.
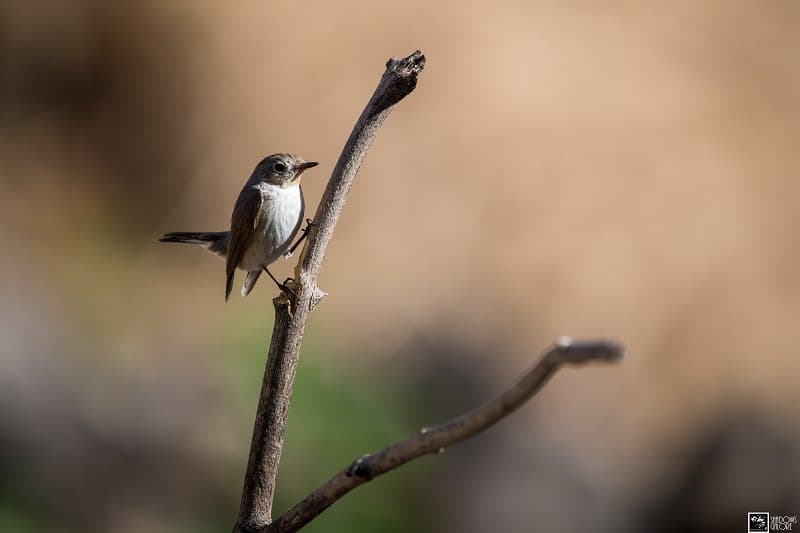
xmin=273 ymin=162 xmax=287 ymax=172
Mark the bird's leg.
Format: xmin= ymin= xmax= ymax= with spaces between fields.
xmin=284 ymin=218 xmax=315 ymax=257
xmin=264 ymin=267 xmax=294 ymax=296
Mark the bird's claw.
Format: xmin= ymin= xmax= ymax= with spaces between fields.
xmin=279 ymin=277 xmax=297 ymax=297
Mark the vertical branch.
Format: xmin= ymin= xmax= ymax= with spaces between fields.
xmin=233 ymin=51 xmax=426 ymax=533
xmin=235 ymin=300 xmax=292 ymax=530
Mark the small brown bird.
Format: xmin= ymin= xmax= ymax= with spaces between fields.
xmin=160 ymin=153 xmax=318 ymax=300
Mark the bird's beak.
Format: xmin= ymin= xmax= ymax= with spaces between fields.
xmin=296 ymin=161 xmax=319 ymax=171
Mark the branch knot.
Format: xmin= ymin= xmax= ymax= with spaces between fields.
xmin=346 ymin=455 xmax=375 ymax=480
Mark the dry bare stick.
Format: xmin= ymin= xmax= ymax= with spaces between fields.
xmin=233 ymin=51 xmax=427 ymax=533
xmin=263 ymin=337 xmax=623 ymax=533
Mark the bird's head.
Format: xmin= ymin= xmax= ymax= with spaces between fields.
xmin=255 ymin=153 xmax=318 ymax=188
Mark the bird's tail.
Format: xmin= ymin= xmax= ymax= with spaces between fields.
xmin=159 ymin=231 xmax=229 ymax=257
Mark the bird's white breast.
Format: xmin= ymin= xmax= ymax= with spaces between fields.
xmin=239 ymin=183 xmax=304 ymax=271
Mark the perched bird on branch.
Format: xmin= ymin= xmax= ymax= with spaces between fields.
xmin=160 ymin=153 xmax=318 ymax=300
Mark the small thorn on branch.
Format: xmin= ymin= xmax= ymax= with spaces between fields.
xmin=308 ymin=285 xmax=327 ymax=311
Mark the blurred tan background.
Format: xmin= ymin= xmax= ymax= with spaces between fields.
xmin=1 ymin=1 xmax=798 ymax=532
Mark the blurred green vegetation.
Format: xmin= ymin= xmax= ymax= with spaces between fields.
xmin=0 ymin=498 xmax=46 ymax=533
xmin=217 ymin=314 xmax=432 ymax=533
xmin=0 ymin=313 xmax=435 ymax=533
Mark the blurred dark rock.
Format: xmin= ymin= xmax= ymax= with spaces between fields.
xmin=636 ymin=412 xmax=800 ymax=533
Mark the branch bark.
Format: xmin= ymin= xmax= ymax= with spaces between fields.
xmin=260 ymin=337 xmax=623 ymax=533
xmin=233 ymin=51 xmax=427 ymax=533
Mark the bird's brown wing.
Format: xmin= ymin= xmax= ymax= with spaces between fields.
xmin=225 ymin=187 xmax=263 ymax=301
